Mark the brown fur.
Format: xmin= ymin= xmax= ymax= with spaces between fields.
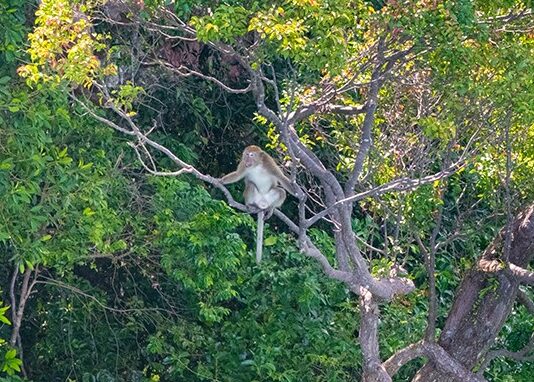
xmin=220 ymin=145 xmax=295 ymax=263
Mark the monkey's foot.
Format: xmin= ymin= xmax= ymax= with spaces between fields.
xmin=264 ymin=208 xmax=275 ymax=220
xmin=247 ymin=205 xmax=261 ymax=214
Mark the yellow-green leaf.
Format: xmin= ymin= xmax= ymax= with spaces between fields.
xmin=264 ymin=236 xmax=277 ymax=246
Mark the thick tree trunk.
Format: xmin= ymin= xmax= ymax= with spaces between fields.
xmin=360 ymin=291 xmax=392 ymax=382
xmin=413 ymin=205 xmax=534 ymax=381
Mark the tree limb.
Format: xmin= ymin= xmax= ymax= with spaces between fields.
xmin=144 ymin=59 xmax=253 ymax=94
xmin=477 ymin=334 xmax=534 ymax=375
xmin=383 ymin=341 xmax=426 ymax=376
xmin=517 ymin=289 xmax=534 ymax=315
xmin=422 ymin=342 xmax=487 ymax=382
xmin=306 ymin=160 xmax=465 ymax=228
xmin=508 ymin=263 xmax=534 ymax=285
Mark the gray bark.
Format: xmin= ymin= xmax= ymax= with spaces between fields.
xmin=413 ymin=204 xmax=534 ymax=381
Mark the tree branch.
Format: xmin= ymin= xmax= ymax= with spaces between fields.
xmin=9 ymin=264 xmax=17 ymax=325
xmin=384 ymin=341 xmax=488 ymax=381
xmin=477 ymin=334 xmax=534 ymax=375
xmin=306 ymin=160 xmax=465 ymax=228
xmin=246 ymin=60 xmax=345 ymax=205
xmin=144 ymin=59 xmax=253 ymax=94
xmin=71 ymin=95 xmax=136 ymax=136
xmin=508 ymin=263 xmax=534 ymax=285
xmin=422 ymin=342 xmax=487 ymax=382
xmin=383 ymin=341 xmax=426 ymax=376
xmin=73 ymin=92 xmax=250 ymax=214
xmin=517 ymin=289 xmax=534 ymax=314
xmin=275 ymin=209 xmax=414 ymax=299
xmin=344 ymin=38 xmax=385 ymax=195
xmin=345 ymin=41 xmax=415 ymax=195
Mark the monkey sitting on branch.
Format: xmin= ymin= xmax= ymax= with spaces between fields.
xmin=220 ymin=145 xmax=296 ymax=264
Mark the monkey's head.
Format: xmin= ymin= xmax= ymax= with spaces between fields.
xmin=242 ymin=145 xmax=263 ymax=168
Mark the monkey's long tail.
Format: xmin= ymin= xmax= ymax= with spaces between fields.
xmin=256 ymin=210 xmax=264 ymax=264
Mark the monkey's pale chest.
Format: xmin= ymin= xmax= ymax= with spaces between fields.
xmin=246 ymin=166 xmax=276 ymax=193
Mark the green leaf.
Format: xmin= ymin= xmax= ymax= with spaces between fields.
xmin=0 ymin=161 xmax=14 ymax=170
xmin=264 ymin=236 xmax=277 ymax=246
xmin=5 ymin=350 xmax=16 ymax=360
xmin=58 ymin=146 xmax=68 ymax=158
xmin=41 ymin=234 xmax=52 ymax=241
xmin=0 ymin=315 xmax=11 ymax=325
xmin=83 ymin=207 xmax=95 ymax=216
xmin=0 ymin=232 xmax=10 ymax=242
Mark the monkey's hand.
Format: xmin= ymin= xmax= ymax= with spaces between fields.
xmin=204 ymin=175 xmax=220 ymax=184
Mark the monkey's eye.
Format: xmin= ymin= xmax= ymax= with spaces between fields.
xmin=248 ymin=152 xmax=255 ymax=157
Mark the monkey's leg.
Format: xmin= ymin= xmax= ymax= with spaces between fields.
xmin=256 ymin=210 xmax=264 ymax=264
xmin=244 ymin=181 xmax=262 ymax=213
xmin=262 ymin=187 xmax=286 ymax=220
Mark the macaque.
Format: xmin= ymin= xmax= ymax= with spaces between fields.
xmin=221 ymin=145 xmax=295 ymax=264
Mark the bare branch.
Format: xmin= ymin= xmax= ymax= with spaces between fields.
xmin=385 ymin=340 xmax=489 ymax=381
xmin=285 ymin=41 xmax=415 ymax=128
xmin=38 ymin=277 xmax=178 ymax=316
xmin=420 ymin=155 xmax=449 ymax=342
xmin=479 ymin=8 xmax=533 ymax=23
xmin=144 ymin=59 xmax=253 ymax=94
xmin=9 ymin=264 xmax=17 ymax=325
xmin=477 ymin=334 xmax=534 ymax=375
xmin=345 ymin=42 xmax=416 ymax=195
xmin=10 ymin=268 xmax=32 ymax=347
xmin=508 ymin=263 xmax=534 ymax=285
xmin=503 ymin=111 xmax=513 ymax=262
xmin=273 ymin=210 xmax=354 ymax=284
xmin=74 ymin=90 xmax=250 ymax=214
xmin=383 ymin=341 xmax=426 ymax=376
xmin=306 ymin=161 xmax=465 ymax=228
xmin=356 ymin=234 xmax=386 ymax=255
xmin=517 ymin=289 xmax=534 ymax=315
xmin=344 ymin=38 xmax=385 ymax=195
xmin=71 ymin=95 xmax=136 ymax=136
xmin=128 ymin=142 xmax=190 ymax=177
xmin=275 ymin=209 xmax=414 ymax=299
xmin=245 ymin=61 xmax=345 ymax=200
xmin=144 ymin=22 xmax=198 ymax=41
xmin=264 ymin=63 xmax=282 ymax=113
xmin=287 ymin=101 xmax=367 ymax=124
xmin=301 ymin=238 xmax=356 ymax=285
xmin=327 ymin=104 xmax=367 ymax=115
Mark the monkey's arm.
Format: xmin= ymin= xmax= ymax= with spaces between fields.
xmin=262 ymin=154 xmax=297 ymax=195
xmin=272 ymin=167 xmax=297 ymax=196
xmin=220 ymin=162 xmax=247 ymax=184
xmin=277 ymin=173 xmax=297 ymax=195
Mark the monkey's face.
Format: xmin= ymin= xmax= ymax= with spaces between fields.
xmin=243 ymin=146 xmax=261 ymax=168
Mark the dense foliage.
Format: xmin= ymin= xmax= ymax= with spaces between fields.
xmin=1 ymin=0 xmax=533 ymax=381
